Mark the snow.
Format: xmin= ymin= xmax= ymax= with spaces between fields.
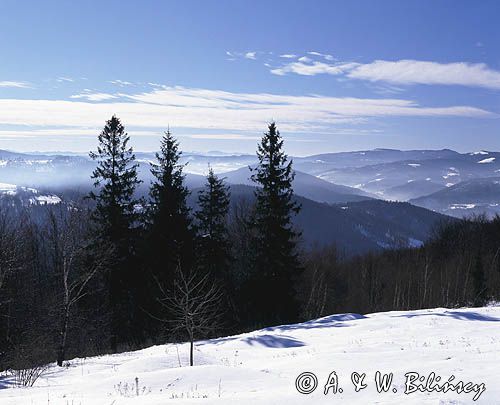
xmin=0 ymin=183 xmax=17 ymax=196
xmin=477 ymin=157 xmax=495 ymax=164
xmin=450 ymin=203 xmax=477 ymax=210
xmin=0 ymin=182 xmax=17 ymax=192
xmin=470 ymin=151 xmax=489 ymax=155
xmin=0 ymin=183 xmax=62 ymax=205
xmin=407 ymin=237 xmax=423 ymax=247
xmin=407 ymin=163 xmax=420 ymax=168
xmin=32 ymin=195 xmax=62 ymax=205
xmin=0 ymin=305 xmax=498 ymax=404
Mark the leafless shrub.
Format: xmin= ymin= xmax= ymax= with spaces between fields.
xmin=10 ymin=364 xmax=49 ymax=387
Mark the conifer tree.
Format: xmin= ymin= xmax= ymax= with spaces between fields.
xmin=90 ymin=116 xmax=141 ymax=241
xmin=89 ymin=115 xmax=142 ymax=350
xmin=147 ymin=130 xmax=193 ymax=285
xmin=249 ymin=122 xmax=302 ymax=325
xmin=195 ymin=168 xmax=231 ymax=280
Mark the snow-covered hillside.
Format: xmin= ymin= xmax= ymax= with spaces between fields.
xmin=1 ymin=306 xmax=498 ymax=404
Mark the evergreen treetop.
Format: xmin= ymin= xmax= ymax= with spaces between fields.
xmin=89 ymin=115 xmax=141 ymax=238
xmin=195 ymin=167 xmax=231 ymax=278
xmin=148 ymin=129 xmax=190 ymax=223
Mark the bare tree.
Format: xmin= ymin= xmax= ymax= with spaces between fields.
xmin=0 ymin=208 xmax=24 ymax=368
xmin=47 ymin=207 xmax=110 ymax=366
xmin=0 ymin=209 xmax=20 ymax=295
xmin=155 ymin=266 xmax=223 ymax=366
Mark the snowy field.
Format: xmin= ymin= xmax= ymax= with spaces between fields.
xmin=1 ymin=305 xmax=499 ymax=404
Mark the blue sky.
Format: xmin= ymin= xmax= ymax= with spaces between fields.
xmin=0 ymin=0 xmax=499 ymax=155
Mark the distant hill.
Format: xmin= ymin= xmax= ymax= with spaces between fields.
xmin=220 ymin=166 xmax=373 ymax=204
xmin=1 ymin=147 xmax=499 ymax=221
xmin=293 ymin=148 xmax=460 ymax=174
xmin=207 ymin=184 xmax=451 ymax=255
xmin=384 ymin=180 xmax=445 ymax=201
xmin=317 ymin=152 xmax=500 ymax=198
xmin=410 ymin=177 xmax=500 ymax=218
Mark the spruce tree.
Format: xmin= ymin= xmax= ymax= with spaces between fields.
xmin=147 ymin=130 xmax=193 ymax=285
xmin=89 ymin=115 xmax=142 ymax=350
xmin=249 ymin=122 xmax=301 ymax=325
xmin=195 ymin=167 xmax=231 ymax=280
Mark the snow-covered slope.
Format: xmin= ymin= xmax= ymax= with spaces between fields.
xmin=411 ymin=177 xmax=500 ymax=218
xmin=1 ymin=305 xmax=498 ymax=404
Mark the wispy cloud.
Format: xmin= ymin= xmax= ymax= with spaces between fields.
xmin=0 ymin=81 xmax=31 ymax=88
xmin=56 ymin=77 xmax=75 ymax=83
xmin=307 ymin=51 xmax=334 ymax=61
xmin=226 ymin=51 xmax=258 ymax=61
xmin=347 ymin=60 xmax=500 ymax=90
xmin=271 ymin=61 xmax=357 ymax=76
xmin=109 ymin=79 xmax=133 ymax=86
xmin=269 ymin=56 xmax=500 ymax=90
xmin=279 ymin=54 xmax=297 ymax=59
xmin=297 ymin=56 xmax=312 ymax=63
xmin=0 ymin=86 xmax=492 ymax=139
xmin=70 ymin=92 xmax=118 ymax=101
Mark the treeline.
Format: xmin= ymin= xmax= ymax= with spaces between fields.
xmin=301 ymin=216 xmax=500 ymax=318
xmin=0 ymin=116 xmax=499 ymax=372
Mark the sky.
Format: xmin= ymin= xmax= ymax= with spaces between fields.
xmin=0 ymin=0 xmax=499 ymax=155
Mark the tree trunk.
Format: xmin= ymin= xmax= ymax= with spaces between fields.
xmin=190 ymin=339 xmax=194 ymax=366
xmin=57 ymin=306 xmax=69 ymax=367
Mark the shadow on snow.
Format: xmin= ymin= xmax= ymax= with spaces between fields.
xmin=241 ymin=334 xmax=305 ymax=348
xmin=392 ymin=310 xmax=500 ymax=322
xmin=200 ymin=313 xmax=365 ymax=347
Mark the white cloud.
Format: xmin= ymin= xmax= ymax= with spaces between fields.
xmin=297 ymin=56 xmax=312 ymax=63
xmin=70 ymin=92 xmax=118 ymax=101
xmin=56 ymin=77 xmax=74 ymax=83
xmin=109 ymin=79 xmax=133 ymax=86
xmin=244 ymin=51 xmax=257 ymax=60
xmin=271 ymin=61 xmax=357 ymax=76
xmin=0 ymin=81 xmax=31 ymax=88
xmin=271 ymin=57 xmax=500 ymax=90
xmin=307 ymin=51 xmax=334 ymax=61
xmin=0 ymin=86 xmax=492 ymax=138
xmin=347 ymin=60 xmax=500 ymax=89
xmin=279 ymin=54 xmax=297 ymax=59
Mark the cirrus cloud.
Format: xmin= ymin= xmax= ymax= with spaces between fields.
xmin=269 ymin=56 xmax=500 ymax=90
xmin=0 ymin=81 xmax=32 ymax=88
xmin=347 ymin=60 xmax=500 ymax=89
xmin=0 ymin=86 xmax=493 ymax=137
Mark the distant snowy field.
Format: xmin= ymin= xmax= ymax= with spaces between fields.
xmin=1 ymin=306 xmax=499 ymax=404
